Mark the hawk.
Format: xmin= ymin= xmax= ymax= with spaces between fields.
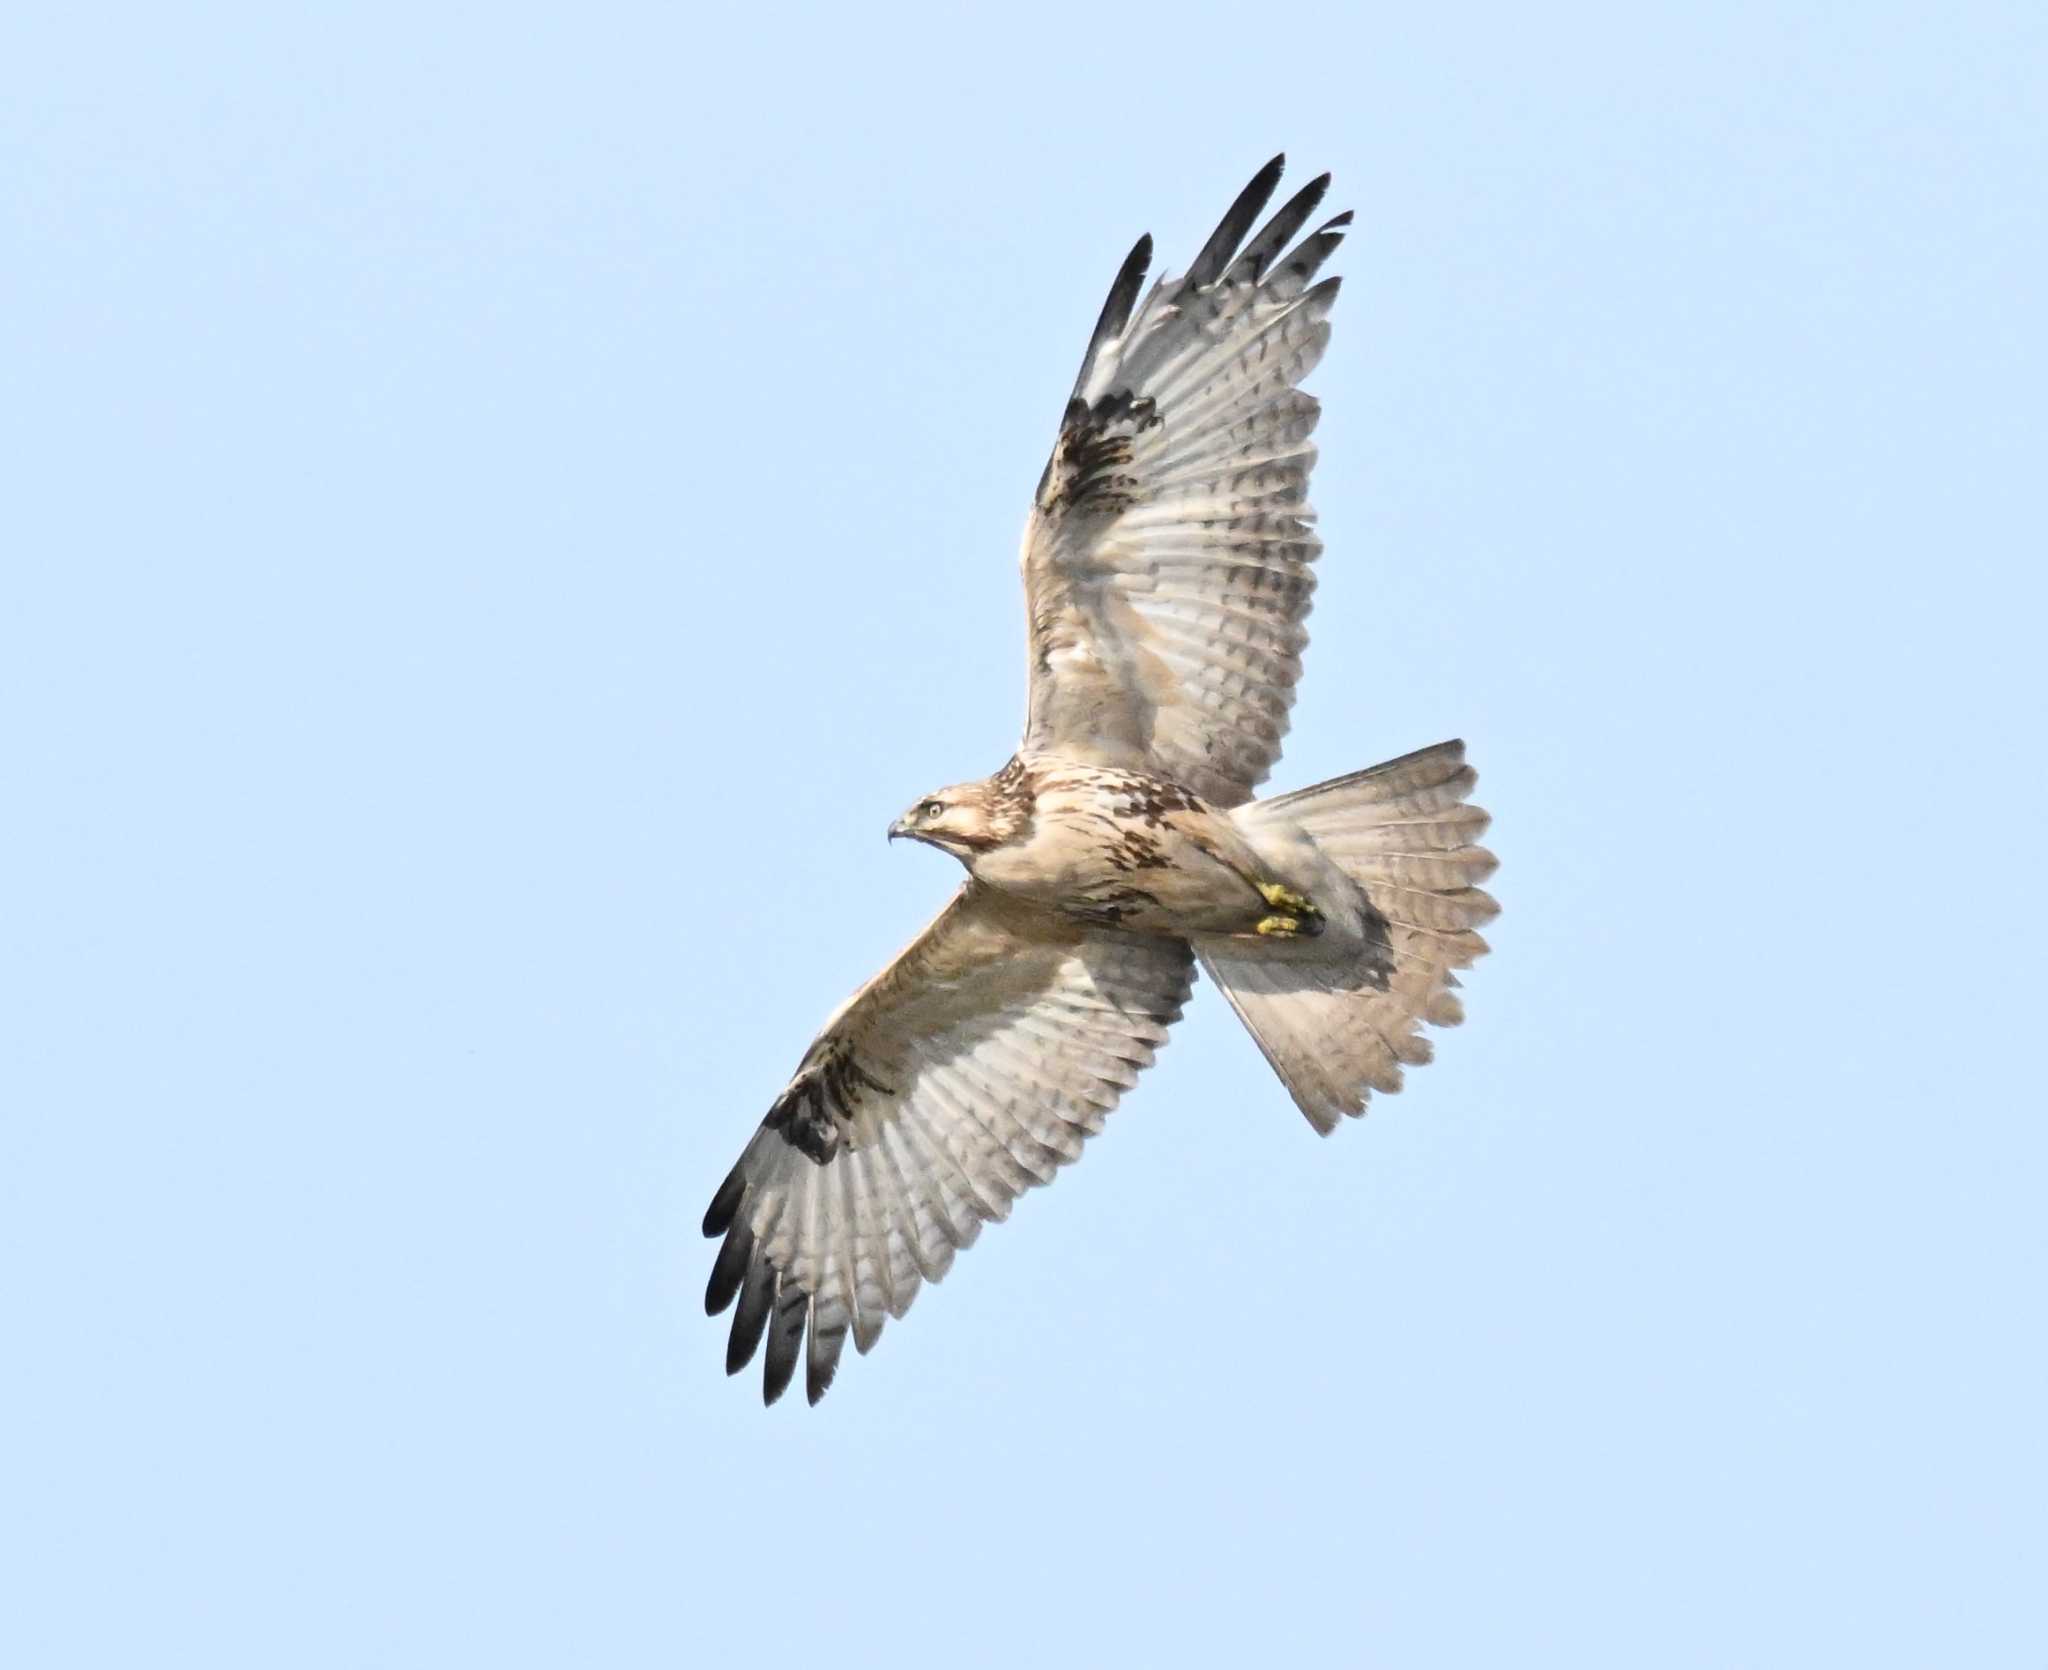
xmin=703 ymin=157 xmax=1498 ymax=1404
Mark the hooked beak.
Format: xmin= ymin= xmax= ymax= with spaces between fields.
xmin=887 ymin=817 xmax=909 ymax=843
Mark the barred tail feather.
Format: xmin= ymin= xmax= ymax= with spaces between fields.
xmin=1198 ymin=741 xmax=1497 ymax=1133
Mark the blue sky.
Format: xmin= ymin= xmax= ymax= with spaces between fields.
xmin=5 ymin=3 xmax=2044 ymax=1664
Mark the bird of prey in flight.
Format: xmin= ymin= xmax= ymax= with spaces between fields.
xmin=704 ymin=157 xmax=1497 ymax=1405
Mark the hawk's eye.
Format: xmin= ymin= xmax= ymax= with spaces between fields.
xmin=921 ymin=801 xmax=943 ymax=819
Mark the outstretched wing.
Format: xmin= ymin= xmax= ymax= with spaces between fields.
xmin=703 ymin=884 xmax=1194 ymax=1405
xmin=1021 ymin=155 xmax=1349 ymax=808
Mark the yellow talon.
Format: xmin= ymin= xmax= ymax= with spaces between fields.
xmin=1253 ymin=881 xmax=1324 ymax=938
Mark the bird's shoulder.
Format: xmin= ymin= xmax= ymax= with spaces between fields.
xmin=1017 ymin=752 xmax=1212 ymax=821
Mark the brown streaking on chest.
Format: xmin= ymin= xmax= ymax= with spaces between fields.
xmin=1104 ymin=827 xmax=1171 ymax=873
xmin=1115 ymin=778 xmax=1203 ymax=827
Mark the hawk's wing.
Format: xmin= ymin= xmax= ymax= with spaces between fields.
xmin=1020 ymin=156 xmax=1348 ymax=808
xmin=703 ymin=883 xmax=1194 ymax=1405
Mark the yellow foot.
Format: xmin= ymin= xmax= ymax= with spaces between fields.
xmin=1254 ymin=882 xmax=1324 ymax=938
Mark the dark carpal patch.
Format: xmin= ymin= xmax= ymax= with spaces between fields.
xmin=821 ymin=1045 xmax=891 ymax=1111
xmin=1036 ymin=390 xmax=1166 ymax=518
xmin=764 ymin=1042 xmax=894 ymax=1164
xmin=762 ymin=1075 xmax=838 ymax=1163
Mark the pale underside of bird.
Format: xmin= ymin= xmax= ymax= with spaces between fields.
xmin=704 ymin=157 xmax=1498 ymax=1405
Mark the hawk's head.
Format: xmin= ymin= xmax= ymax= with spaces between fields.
xmin=888 ymin=776 xmax=1028 ymax=860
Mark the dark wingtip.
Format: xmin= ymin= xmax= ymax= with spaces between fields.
xmin=1234 ymin=171 xmax=1333 ymax=283
xmin=702 ymin=1163 xmax=744 ymax=1238
xmin=1118 ymin=232 xmax=1155 ymax=312
xmin=1103 ymin=234 xmax=1153 ymax=336
xmin=1186 ymin=155 xmax=1288 ymax=289
xmin=704 ymin=1221 xmax=752 ymax=1316
xmin=725 ymin=1260 xmax=774 ymax=1374
xmin=761 ymin=1289 xmax=805 ymax=1406
xmin=1069 ymin=232 xmax=1154 ymax=403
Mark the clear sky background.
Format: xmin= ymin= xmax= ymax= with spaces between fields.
xmin=5 ymin=3 xmax=2044 ymax=1665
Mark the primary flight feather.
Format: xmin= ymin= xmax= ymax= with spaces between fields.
xmin=703 ymin=157 xmax=1498 ymax=1405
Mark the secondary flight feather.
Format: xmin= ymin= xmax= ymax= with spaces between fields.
xmin=703 ymin=157 xmax=1498 ymax=1405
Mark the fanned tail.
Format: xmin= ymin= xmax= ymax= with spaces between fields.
xmin=1196 ymin=741 xmax=1498 ymax=1132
